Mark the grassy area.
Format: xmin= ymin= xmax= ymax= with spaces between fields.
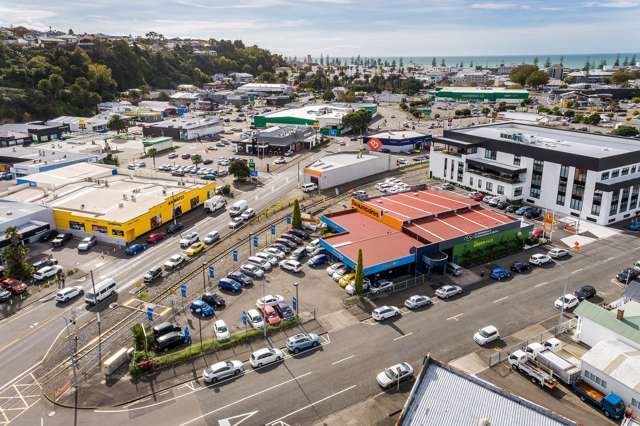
xmin=343 ymin=296 xmax=361 ymax=306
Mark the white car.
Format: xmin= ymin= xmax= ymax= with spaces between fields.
xmin=248 ymin=256 xmax=272 ymax=271
xmin=240 ymin=263 xmax=264 ymax=278
xmin=274 ymin=157 xmax=286 ymax=165
xmin=247 ymin=308 xmax=265 ymax=328
xmin=255 ymin=252 xmax=279 ymax=267
xmin=204 ymin=231 xmax=220 ymax=245
xmin=280 ymin=259 xmax=303 ymax=273
xmin=306 ymin=239 xmax=321 ymax=254
xmin=55 ymin=286 xmax=83 ymax=303
xmin=554 ymin=294 xmax=579 ymax=310
xmin=179 ymin=232 xmax=199 ymax=248
xmin=376 ymin=362 xmax=414 ymax=389
xmin=256 ymin=294 xmax=284 ymax=309
xmin=228 ymin=217 xmax=244 ymax=229
xmin=529 ymin=253 xmax=552 ymax=266
xmin=372 ymin=305 xmax=400 ymax=321
xmin=34 ymin=264 xmax=63 ymax=281
xmin=331 ymin=265 xmax=351 ymax=282
xmin=548 ymin=248 xmax=570 ymax=259
xmin=370 ymin=279 xmax=394 ymax=295
xmin=202 ymin=360 xmax=244 ymax=383
xmin=213 ymin=319 xmax=231 ymax=341
xmin=77 ymin=236 xmax=96 ymax=251
xmin=241 ymin=208 xmax=256 ymax=221
xmin=345 ymin=278 xmax=370 ymax=295
xmin=435 ymin=284 xmax=463 ymax=299
xmin=473 ymin=325 xmax=500 ymax=346
xmin=249 ymin=347 xmax=284 ymax=368
xmin=404 ymin=295 xmax=432 ymax=310
xmin=264 ymin=247 xmax=286 ymax=260
xmin=384 ymin=177 xmax=400 ymax=185
xmin=164 ymin=254 xmax=185 ymax=270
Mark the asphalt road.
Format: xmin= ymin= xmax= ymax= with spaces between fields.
xmin=17 ymin=228 xmax=635 ymax=426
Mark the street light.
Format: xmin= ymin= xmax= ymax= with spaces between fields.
xmin=202 ymin=261 xmax=207 ymax=292
xmin=62 ymin=315 xmax=79 ymax=390
xmin=293 ymin=282 xmax=299 ymax=318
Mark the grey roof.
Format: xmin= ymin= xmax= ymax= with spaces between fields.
xmin=399 ymin=356 xmax=576 ymax=426
xmin=581 ymin=340 xmax=640 ymax=391
xmin=453 ymin=123 xmax=640 ymax=159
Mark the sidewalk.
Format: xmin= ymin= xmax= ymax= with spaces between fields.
xmin=55 ymin=318 xmax=325 ymax=409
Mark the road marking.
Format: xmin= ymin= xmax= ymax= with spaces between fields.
xmin=447 ymin=313 xmax=464 ymax=321
xmin=604 ymin=256 xmax=615 ymax=262
xmin=331 ymin=355 xmax=355 ymax=366
xmin=95 ymin=262 xmax=105 ymax=268
xmin=534 ymin=281 xmax=550 ymax=288
xmin=492 ymin=296 xmax=508 ymax=304
xmin=266 ymin=384 xmax=357 ymax=425
xmin=218 ymin=411 xmax=259 ymax=426
xmin=178 ymin=372 xmax=313 ymax=425
xmin=393 ymin=332 xmax=413 ymax=342
xmin=571 ymin=268 xmax=584 ymax=274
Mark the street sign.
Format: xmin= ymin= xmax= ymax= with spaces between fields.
xmin=208 ymin=266 xmax=215 ymax=279
xmin=292 ymin=296 xmax=297 ymax=311
xmin=180 ymin=284 xmax=187 ymax=298
xmin=232 ymin=249 xmax=238 ymax=262
xmin=248 ymin=159 xmax=255 ymax=171
xmin=286 ymin=215 xmax=292 ymax=225
xmin=146 ymin=305 xmax=154 ymax=321
xmin=241 ymin=311 xmax=248 ymax=326
xmin=183 ymin=327 xmax=191 ymax=344
xmin=367 ymin=137 xmax=382 ymax=151
xmin=253 ymin=235 xmax=259 ymax=248
xmin=249 ymin=170 xmax=258 ymax=177
xmin=271 ymin=224 xmax=276 ymax=235
xmin=329 ymin=129 xmax=338 ymax=136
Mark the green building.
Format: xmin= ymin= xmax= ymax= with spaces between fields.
xmin=435 ymin=87 xmax=529 ymax=102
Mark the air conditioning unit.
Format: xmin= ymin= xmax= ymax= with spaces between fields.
xmin=118 ymin=202 xmax=124 ymax=208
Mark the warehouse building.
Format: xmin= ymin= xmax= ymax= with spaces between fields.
xmin=320 ymin=188 xmax=527 ymax=277
xmin=0 ymin=142 xmax=103 ymax=178
xmin=0 ymin=122 xmax=65 ymax=146
xmin=8 ymin=163 xmax=215 ymax=245
xmin=236 ymin=126 xmax=315 ymax=155
xmin=303 ymin=152 xmax=390 ymax=190
xmin=429 ymin=122 xmax=640 ymax=225
xmin=142 ymin=117 xmax=222 ymax=140
xmin=364 ymin=131 xmax=432 ymax=153
xmin=45 ymin=115 xmax=109 ymax=133
xmin=0 ymin=201 xmax=54 ymax=247
xmin=142 ymin=137 xmax=174 ymax=154
xmin=236 ymin=83 xmax=292 ymax=96
xmin=433 ymin=87 xmax=529 ymax=102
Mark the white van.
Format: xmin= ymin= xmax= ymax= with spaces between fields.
xmin=302 ymin=183 xmax=317 ymax=192
xmin=229 ymin=199 xmax=248 ymax=217
xmin=85 ymin=278 xmax=117 ymax=305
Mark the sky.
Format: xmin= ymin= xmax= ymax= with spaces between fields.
xmin=1 ymin=0 xmax=640 ymax=57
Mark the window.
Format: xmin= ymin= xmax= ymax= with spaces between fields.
xmin=486 ymin=182 xmax=493 ymax=191
xmin=514 ymin=187 xmax=523 ymax=197
xmin=112 ymin=229 xmax=124 ymax=237
xmin=631 ymin=185 xmax=639 ymax=210
xmin=69 ymin=221 xmax=85 ymax=231
xmin=484 ymin=149 xmax=497 ymax=160
xmin=633 ymin=166 xmax=637 ymax=174
xmin=444 ymin=158 xmax=448 ymax=177
xmin=529 ymin=160 xmax=544 ymax=199
xmin=469 ymin=177 xmax=474 ymax=187
xmin=591 ymin=190 xmax=603 ymax=216
xmin=622 ymin=167 xmax=630 ymax=176
xmin=601 ymin=171 xmax=610 ymax=180
xmin=450 ymin=159 xmax=455 ymax=179
xmin=633 ymin=398 xmax=639 ymax=408
xmin=478 ymin=179 xmax=482 ymax=189
xmin=92 ymin=224 xmax=107 ymax=234
xmin=610 ymin=190 xmax=620 ymax=216
xmin=457 ymin=162 xmax=464 ymax=183
xmin=497 ymin=185 xmax=504 ymax=195
xmin=620 ymin=187 xmax=630 ymax=212
xmin=569 ymin=168 xmax=587 ymax=211
xmin=556 ymin=165 xmax=569 ymax=206
xmin=612 ymin=170 xmax=620 ymax=178
xmin=513 ymin=155 xmax=521 ymax=166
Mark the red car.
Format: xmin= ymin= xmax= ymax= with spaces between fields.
xmin=261 ymin=305 xmax=281 ymax=326
xmin=146 ymin=232 xmax=167 ymax=245
xmin=472 ymin=192 xmax=485 ymax=202
xmin=531 ymin=227 xmax=544 ymax=239
xmin=0 ymin=278 xmax=28 ymax=295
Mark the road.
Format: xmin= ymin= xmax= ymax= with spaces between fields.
xmin=16 ymin=228 xmax=634 ymax=426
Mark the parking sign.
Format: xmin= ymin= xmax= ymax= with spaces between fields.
xmin=286 ymin=215 xmax=292 ymax=225
xmin=292 ymin=296 xmax=297 ymax=311
xmin=146 ymin=305 xmax=154 ymax=321
xmin=232 ymin=249 xmax=238 ymax=262
xmin=271 ymin=224 xmax=276 ymax=235
xmin=208 ymin=266 xmax=215 ymax=279
xmin=253 ymin=235 xmax=259 ymax=247
xmin=180 ymin=284 xmax=187 ymax=298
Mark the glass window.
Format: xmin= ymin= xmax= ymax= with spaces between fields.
xmin=622 ymin=168 xmax=630 ymax=176
xmin=484 ymin=149 xmax=496 ymax=160
xmin=612 ymin=170 xmax=620 ymax=178
xmin=632 ymin=166 xmax=637 ymax=174
xmin=530 ymin=160 xmax=544 ymax=199
xmin=610 ymin=190 xmax=620 ymax=216
xmin=478 ymin=179 xmax=482 ymax=189
xmin=497 ymin=185 xmax=504 ymax=195
xmin=513 ymin=155 xmax=521 ymax=166
xmin=620 ymin=187 xmax=630 ymax=212
xmin=486 ymin=182 xmax=493 ymax=191
xmin=112 ymin=229 xmax=124 ymax=236
xmin=591 ymin=190 xmax=603 ymax=216
xmin=469 ymin=177 xmax=474 ymax=186
xmin=601 ymin=172 xmax=610 ymax=180
xmin=514 ymin=187 xmax=522 ymax=196
xmin=69 ymin=221 xmax=85 ymax=231
xmin=570 ymin=168 xmax=587 ymax=211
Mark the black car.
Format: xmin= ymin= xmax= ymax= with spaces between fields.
xmin=575 ymin=285 xmax=597 ymax=301
xmin=155 ymin=331 xmax=185 ymax=351
xmin=505 ymin=205 xmax=518 ymax=213
xmin=510 ymin=261 xmax=531 ymax=273
xmin=617 ymin=268 xmax=640 ymax=284
xmin=496 ymin=200 xmax=509 ymax=210
xmin=289 ymin=247 xmax=307 ymax=261
xmin=288 ymin=229 xmax=310 ymax=240
xmin=202 ymin=292 xmax=226 ymax=308
xmin=39 ymin=229 xmax=59 ymax=242
xmin=282 ymin=233 xmax=303 ymax=245
xmin=276 ymin=238 xmax=297 ymax=249
xmin=202 ymin=159 xmax=213 ymax=165
xmin=167 ymin=222 xmax=184 ymax=234
xmin=52 ymin=232 xmax=72 ymax=247
xmin=226 ymin=271 xmax=253 ymax=287
xmin=524 ymin=208 xmax=542 ymax=219
xmin=271 ymin=243 xmax=291 ymax=253
xmin=0 ymin=289 xmax=11 ymax=302
xmin=152 ymin=321 xmax=181 ymax=337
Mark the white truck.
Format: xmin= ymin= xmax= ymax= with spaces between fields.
xmin=525 ymin=341 xmax=581 ymax=385
xmin=228 ymin=199 xmax=248 ymax=217
xmin=508 ymin=350 xmax=558 ymax=390
xmin=204 ymin=196 xmax=226 ymax=213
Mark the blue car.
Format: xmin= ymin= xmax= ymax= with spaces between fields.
xmin=125 ymin=243 xmax=147 ymax=256
xmin=190 ymin=299 xmax=214 ymax=317
xmin=286 ymin=332 xmax=321 ymax=354
xmin=307 ymin=254 xmax=328 ymax=267
xmin=515 ymin=206 xmax=530 ymax=216
xmin=218 ymin=277 xmax=242 ymax=293
xmin=490 ymin=267 xmax=512 ymax=281
xmin=629 ymin=222 xmax=640 ymax=231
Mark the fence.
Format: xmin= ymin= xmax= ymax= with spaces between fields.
xmin=366 ymin=275 xmax=427 ymax=300
xmin=488 ymin=318 xmax=578 ymax=367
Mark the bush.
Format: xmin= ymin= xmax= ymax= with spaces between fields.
xmin=221 ymin=184 xmax=232 ymax=195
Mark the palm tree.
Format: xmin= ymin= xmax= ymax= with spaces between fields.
xmin=147 ymin=148 xmax=157 ymax=169
xmin=191 ymin=154 xmax=203 ymax=170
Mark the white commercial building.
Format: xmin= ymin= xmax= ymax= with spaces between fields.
xmin=0 ymin=200 xmax=54 ymax=247
xmin=45 ymin=115 xmax=109 ymax=133
xmin=574 ymin=301 xmax=640 ymax=349
xmin=303 ymin=152 xmax=391 ymax=190
xmin=236 ymin=83 xmax=292 ymax=96
xmin=142 ymin=117 xmax=222 ymax=140
xmin=429 ymin=123 xmax=640 ymax=225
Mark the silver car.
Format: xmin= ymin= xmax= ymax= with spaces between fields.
xmin=202 ymin=360 xmax=244 ymax=383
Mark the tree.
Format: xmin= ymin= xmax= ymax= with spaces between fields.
xmin=229 ymin=159 xmax=250 ymax=181
xmin=613 ymin=125 xmax=639 ymax=137
xmin=341 ymin=109 xmax=373 ymax=135
xmin=191 ymin=154 xmax=202 ymax=169
xmin=257 ymin=71 xmax=275 ymax=83
xmin=544 ymin=57 xmax=551 ymax=68
xmin=354 ymin=249 xmax=364 ymax=296
xmin=322 ymin=89 xmax=335 ymax=101
xmin=585 ymin=113 xmax=601 ymax=125
xmin=337 ymin=91 xmax=356 ymax=103
xmin=432 ymin=57 xmax=437 ymax=67
xmin=400 ymin=77 xmax=423 ymax=95
xmin=2 ymin=227 xmax=33 ymax=281
xmin=147 ymin=148 xmax=158 ymax=169
xmin=525 ymin=70 xmax=549 ymax=88
xmin=509 ymin=64 xmax=538 ymax=86
xmin=614 ymin=54 xmax=620 ymax=67
xmin=108 ymin=114 xmax=126 ymax=134
xmin=292 ymin=199 xmax=302 ymax=229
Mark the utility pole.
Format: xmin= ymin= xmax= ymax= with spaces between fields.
xmin=90 ymin=270 xmax=97 ymax=301
xmin=62 ymin=316 xmax=78 ymax=391
xmin=293 ymin=282 xmax=299 ymax=318
xmin=263 ymin=277 xmax=267 ymax=339
xmin=97 ymin=312 xmax=102 ymax=365
xmin=202 ymin=261 xmax=207 ymax=292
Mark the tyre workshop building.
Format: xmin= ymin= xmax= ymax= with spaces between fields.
xmin=235 ymin=126 xmax=315 ymax=155
xmin=320 ymin=188 xmax=529 ymax=277
xmin=363 ymin=131 xmax=432 ymax=154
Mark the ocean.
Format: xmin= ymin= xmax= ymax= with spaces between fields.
xmin=332 ymin=53 xmax=640 ymax=69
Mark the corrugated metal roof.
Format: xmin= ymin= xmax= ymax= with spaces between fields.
xmin=575 ymin=301 xmax=640 ymax=345
xmin=582 ymin=340 xmax=640 ymax=391
xmin=400 ymin=357 xmax=576 ymax=426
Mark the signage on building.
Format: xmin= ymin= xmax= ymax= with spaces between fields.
xmin=351 ymin=198 xmax=382 ymax=219
xmin=463 ymin=228 xmax=499 ymax=242
xmin=367 ymin=137 xmax=382 ymax=151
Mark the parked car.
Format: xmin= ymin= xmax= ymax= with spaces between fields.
xmin=77 ymin=236 xmax=97 ymax=251
xmin=376 ymin=362 xmax=414 ymax=389
xmin=228 ymin=217 xmax=244 ymax=229
xmin=270 ymin=243 xmax=291 ymax=254
xmin=628 ymin=221 xmax=640 ymax=231
xmin=548 ymin=248 xmax=570 ymax=259
xmin=372 ymin=305 xmax=400 ymax=321
xmin=370 ymin=279 xmax=394 ymax=295
xmin=331 ymin=265 xmax=351 ymax=282
xmin=575 ymin=285 xmax=597 ymax=301
xmin=282 ymin=233 xmax=303 ymax=245
xmin=473 ymin=325 xmax=500 ymax=346
xmin=33 ymin=265 xmax=63 ymax=281
xmin=146 ymin=232 xmax=167 ymax=244
xmin=261 ymin=304 xmax=281 ymax=326
xmin=179 ymin=232 xmax=199 ymax=248
xmin=510 ymin=261 xmax=531 ymax=273
xmin=202 ymin=360 xmax=244 ymax=383
xmin=306 ymin=239 xmax=321 ymax=254
xmin=288 ymin=229 xmax=310 ymax=240
xmin=248 ymin=256 xmax=272 ymax=272
xmin=213 ymin=319 xmax=231 ymax=340
xmin=202 ymin=292 xmax=226 ymax=308
xmin=241 ymin=208 xmax=256 ymax=221
xmin=554 ymin=294 xmax=579 ymax=310
xmin=307 ymin=254 xmax=328 ymax=267
xmin=240 ymin=263 xmax=264 ymax=278
xmin=617 ymin=268 xmax=640 ymax=283
xmin=250 ymin=348 xmax=284 ymax=368
xmin=0 ymin=289 xmax=12 ymax=302
xmin=190 ymin=299 xmax=215 ymax=317
xmin=204 ymin=231 xmax=220 ymax=245
xmin=143 ymin=266 xmax=163 ymax=283
xmin=255 ymin=252 xmax=278 ymax=267
xmin=404 ymin=295 xmax=432 ymax=310
xmin=264 ymin=247 xmax=286 ymax=260
xmin=31 ymin=257 xmax=57 ymax=270
xmin=288 ymin=247 xmax=307 ymax=261
xmin=529 ymin=253 xmax=552 ymax=266
xmin=226 ymin=271 xmax=253 ymax=287
xmin=338 ymin=272 xmax=356 ymax=288
xmin=489 ymin=267 xmax=512 ymax=281
xmin=52 ymin=232 xmax=72 ymax=247
xmin=524 ymin=207 xmax=542 ymax=219
xmin=442 ymin=183 xmax=455 ymax=191
xmin=152 ymin=322 xmax=181 ymax=337
xmin=218 ymin=278 xmax=242 ymax=294
xmin=167 ymin=223 xmax=184 ymax=234
xmin=435 ymin=284 xmax=463 ymax=299
xmin=280 ymin=259 xmax=303 ymax=273
xmin=39 ymin=229 xmax=59 ymax=242
xmin=163 ymin=254 xmax=185 ymax=270
xmin=155 ymin=331 xmax=186 ymax=352
xmin=0 ymin=278 xmax=27 ymax=295
xmin=326 ymin=262 xmax=344 ymax=276
xmin=345 ymin=278 xmax=370 ymax=295
xmin=286 ymin=333 xmax=321 ymax=353
xmin=185 ymin=241 xmax=206 ymax=257
xmin=125 ymin=243 xmax=147 ymax=256
xmin=55 ymin=286 xmax=83 ymax=303
xmin=256 ymin=294 xmax=284 ymax=309
xmin=275 ymin=301 xmax=296 ymax=320
xmin=247 ymin=309 xmax=265 ymax=329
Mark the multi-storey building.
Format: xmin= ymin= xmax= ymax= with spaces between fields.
xmin=429 ymin=123 xmax=640 ymax=225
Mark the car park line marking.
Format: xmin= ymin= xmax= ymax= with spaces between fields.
xmin=492 ymin=296 xmax=508 ymax=304
xmin=266 ymin=384 xmax=357 ymax=425
xmin=393 ymin=332 xmax=413 ymax=342
xmin=178 ymin=372 xmax=313 ymax=426
xmin=447 ymin=313 xmax=464 ymax=321
xmin=331 ymin=355 xmax=355 ymax=366
xmin=570 ymin=268 xmax=584 ymax=274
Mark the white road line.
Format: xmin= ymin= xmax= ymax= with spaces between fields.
xmin=446 ymin=313 xmax=464 ymax=321
xmin=178 ymin=372 xmax=313 ymax=426
xmin=492 ymin=296 xmax=508 ymax=304
xmin=266 ymin=384 xmax=357 ymax=425
xmin=393 ymin=332 xmax=414 ymax=342
xmin=331 ymin=355 xmax=354 ymax=366
xmin=534 ymin=281 xmax=550 ymax=288
xmin=605 ymin=256 xmax=615 ymax=262
xmin=571 ymin=268 xmax=584 ymax=274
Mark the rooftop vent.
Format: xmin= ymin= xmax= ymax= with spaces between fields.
xmin=5 ymin=211 xmax=12 ymax=216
